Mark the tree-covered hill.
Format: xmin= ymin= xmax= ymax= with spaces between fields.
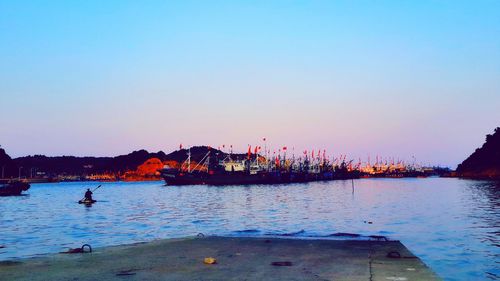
xmin=456 ymin=127 xmax=500 ymax=179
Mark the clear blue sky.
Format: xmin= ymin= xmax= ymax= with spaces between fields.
xmin=1 ymin=0 xmax=499 ymax=167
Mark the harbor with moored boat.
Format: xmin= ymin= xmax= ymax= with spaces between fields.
xmin=160 ymin=146 xmax=436 ymax=186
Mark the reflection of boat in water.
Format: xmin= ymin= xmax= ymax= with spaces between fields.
xmin=161 ymin=169 xmax=346 ymax=186
xmin=160 ymin=149 xmax=359 ymax=186
xmin=0 ymin=180 xmax=30 ymax=196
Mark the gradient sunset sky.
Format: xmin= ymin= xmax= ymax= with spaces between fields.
xmin=1 ymin=0 xmax=499 ymax=167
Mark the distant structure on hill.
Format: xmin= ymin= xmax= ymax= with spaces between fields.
xmin=457 ymin=127 xmax=500 ymax=179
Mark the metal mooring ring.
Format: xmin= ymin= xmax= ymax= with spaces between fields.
xmin=81 ymin=244 xmax=92 ymax=253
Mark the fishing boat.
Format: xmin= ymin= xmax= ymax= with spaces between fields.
xmin=0 ymin=180 xmax=30 ymax=196
xmin=160 ymin=149 xmax=358 ymax=186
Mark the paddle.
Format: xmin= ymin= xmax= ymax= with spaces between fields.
xmin=92 ymin=185 xmax=102 ymax=192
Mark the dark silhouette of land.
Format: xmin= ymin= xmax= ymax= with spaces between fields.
xmin=0 ymin=148 xmax=19 ymax=178
xmin=12 ymin=150 xmax=168 ymax=178
xmin=2 ymin=146 xmax=235 ymax=179
xmin=457 ymin=127 xmax=500 ymax=179
xmin=2 ymin=143 xmax=454 ymax=181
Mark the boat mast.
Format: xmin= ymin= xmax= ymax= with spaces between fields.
xmin=207 ymin=154 xmax=210 ymax=172
xmin=263 ymin=137 xmax=267 ymax=167
xmin=188 ymin=148 xmax=191 ymax=173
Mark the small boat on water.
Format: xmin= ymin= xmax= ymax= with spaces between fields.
xmin=78 ymin=199 xmax=97 ymax=205
xmin=0 ymin=180 xmax=30 ymax=196
xmin=78 ymin=185 xmax=101 ymax=205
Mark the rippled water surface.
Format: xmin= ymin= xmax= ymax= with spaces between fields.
xmin=0 ymin=178 xmax=498 ymax=280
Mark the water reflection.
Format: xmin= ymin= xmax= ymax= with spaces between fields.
xmin=0 ymin=178 xmax=498 ymax=280
xmin=460 ymin=180 xmax=500 ymax=281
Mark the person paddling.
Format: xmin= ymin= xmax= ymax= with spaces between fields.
xmin=79 ymin=185 xmax=101 ymax=204
xmin=84 ymin=188 xmax=93 ymax=201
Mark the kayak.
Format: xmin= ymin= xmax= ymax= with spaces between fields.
xmin=78 ymin=199 xmax=97 ymax=204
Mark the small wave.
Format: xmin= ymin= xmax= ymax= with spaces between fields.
xmin=233 ymin=230 xmax=391 ymax=242
xmin=265 ymin=230 xmax=306 ymax=237
xmin=368 ymin=235 xmax=389 ymax=241
xmin=327 ymin=232 xmax=362 ymax=238
xmin=233 ymin=229 xmax=260 ymax=234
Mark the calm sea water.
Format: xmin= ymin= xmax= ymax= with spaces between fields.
xmin=0 ymin=178 xmax=498 ymax=280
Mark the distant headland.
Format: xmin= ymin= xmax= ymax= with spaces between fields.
xmin=0 ymin=146 xmax=248 ymax=182
xmin=456 ymin=127 xmax=500 ymax=180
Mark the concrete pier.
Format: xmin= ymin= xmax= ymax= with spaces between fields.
xmin=0 ymin=237 xmax=440 ymax=281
